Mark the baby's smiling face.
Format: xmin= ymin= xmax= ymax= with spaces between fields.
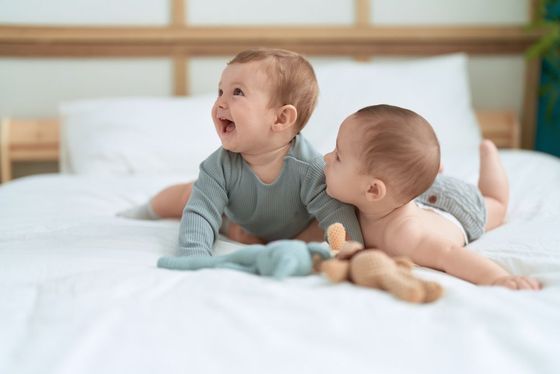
xmin=211 ymin=60 xmax=278 ymax=154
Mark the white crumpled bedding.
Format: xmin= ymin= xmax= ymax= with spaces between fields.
xmin=1 ymin=150 xmax=560 ymax=374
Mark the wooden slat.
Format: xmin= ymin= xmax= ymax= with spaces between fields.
xmin=171 ymin=0 xmax=189 ymax=95
xmin=171 ymin=0 xmax=185 ymax=27
xmin=0 ymin=25 xmax=542 ymax=57
xmin=353 ymin=0 xmax=371 ymax=61
xmin=173 ymin=56 xmax=188 ymax=95
xmin=355 ymin=0 xmax=370 ymax=27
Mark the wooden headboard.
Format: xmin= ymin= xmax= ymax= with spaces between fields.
xmin=0 ymin=0 xmax=541 ymax=182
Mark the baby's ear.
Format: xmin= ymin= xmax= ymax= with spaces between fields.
xmin=272 ymin=104 xmax=297 ymax=132
xmin=365 ymin=178 xmax=386 ymax=202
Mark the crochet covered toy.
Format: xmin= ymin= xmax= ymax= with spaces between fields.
xmin=157 ymin=240 xmax=332 ymax=279
xmin=320 ymin=223 xmax=443 ymax=303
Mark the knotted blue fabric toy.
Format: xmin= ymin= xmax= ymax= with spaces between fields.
xmin=157 ymin=240 xmax=332 ymax=279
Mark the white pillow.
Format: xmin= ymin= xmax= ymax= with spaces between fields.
xmin=60 ymin=54 xmax=477 ymax=176
xmin=302 ymin=53 xmax=481 ymax=163
xmin=59 ymin=94 xmax=220 ymax=176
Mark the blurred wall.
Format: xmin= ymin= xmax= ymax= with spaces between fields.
xmin=0 ymin=0 xmax=530 ymax=178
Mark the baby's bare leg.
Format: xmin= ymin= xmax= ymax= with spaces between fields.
xmin=151 ymin=182 xmax=193 ymax=218
xmin=479 ymin=140 xmax=509 ymax=231
xmin=295 ymin=220 xmax=324 ymax=242
xmin=226 ymin=222 xmax=266 ymax=244
xmin=226 ymin=219 xmax=324 ymax=244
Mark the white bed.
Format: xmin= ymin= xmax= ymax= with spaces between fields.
xmin=1 ymin=55 xmax=560 ymax=374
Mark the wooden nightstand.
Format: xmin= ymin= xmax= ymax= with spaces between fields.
xmin=0 ymin=118 xmax=60 ymax=183
xmin=476 ymin=111 xmax=521 ymax=149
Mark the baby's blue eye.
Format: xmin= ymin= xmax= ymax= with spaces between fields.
xmin=233 ymin=88 xmax=244 ymax=96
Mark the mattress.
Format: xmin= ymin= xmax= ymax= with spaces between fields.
xmin=1 ymin=149 xmax=560 ymax=374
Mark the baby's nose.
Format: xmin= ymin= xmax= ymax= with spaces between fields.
xmin=216 ymin=96 xmax=227 ymax=109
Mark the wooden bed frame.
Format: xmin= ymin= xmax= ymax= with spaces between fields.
xmin=0 ymin=0 xmax=541 ymax=182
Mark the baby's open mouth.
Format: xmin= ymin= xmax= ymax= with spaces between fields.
xmin=218 ymin=116 xmax=236 ymax=134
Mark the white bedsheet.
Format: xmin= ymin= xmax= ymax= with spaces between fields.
xmin=1 ymin=150 xmax=560 ymax=374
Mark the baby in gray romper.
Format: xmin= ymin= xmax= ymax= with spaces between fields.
xmin=119 ymin=48 xmax=494 ymax=263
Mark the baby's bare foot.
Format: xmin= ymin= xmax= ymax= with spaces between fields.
xmin=480 ymin=139 xmax=499 ymax=159
xmin=492 ymin=275 xmax=542 ymax=290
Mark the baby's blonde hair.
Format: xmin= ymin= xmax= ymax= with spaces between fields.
xmin=355 ymin=104 xmax=440 ymax=203
xmin=229 ymin=48 xmax=318 ymax=132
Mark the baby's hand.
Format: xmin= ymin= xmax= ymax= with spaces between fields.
xmin=492 ymin=275 xmax=541 ymax=290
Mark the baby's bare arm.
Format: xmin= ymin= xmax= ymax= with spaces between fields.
xmin=389 ymin=224 xmax=540 ymax=290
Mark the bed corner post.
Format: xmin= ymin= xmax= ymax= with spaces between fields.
xmin=1 ymin=118 xmax=12 ymax=183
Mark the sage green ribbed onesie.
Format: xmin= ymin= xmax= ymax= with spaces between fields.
xmin=178 ymin=135 xmax=363 ymax=256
